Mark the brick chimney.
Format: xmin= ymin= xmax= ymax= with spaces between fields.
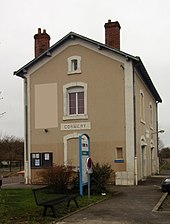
xmin=34 ymin=28 xmax=50 ymax=58
xmin=104 ymin=20 xmax=121 ymax=50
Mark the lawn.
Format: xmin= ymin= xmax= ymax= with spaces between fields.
xmin=0 ymin=188 xmax=109 ymax=224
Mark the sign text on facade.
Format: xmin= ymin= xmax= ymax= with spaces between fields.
xmin=61 ymin=122 xmax=91 ymax=131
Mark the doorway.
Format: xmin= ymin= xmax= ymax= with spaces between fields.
xmin=141 ymin=145 xmax=146 ymax=179
xmin=63 ymin=133 xmax=80 ymax=169
xmin=151 ymin=147 xmax=154 ymax=174
xmin=67 ymin=138 xmax=79 ymax=168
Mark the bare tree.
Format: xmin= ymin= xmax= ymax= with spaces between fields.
xmin=159 ymin=147 xmax=170 ymax=159
xmin=0 ymin=135 xmax=24 ymax=161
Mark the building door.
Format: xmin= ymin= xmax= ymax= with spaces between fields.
xmin=63 ymin=133 xmax=80 ymax=167
xmin=151 ymin=147 xmax=154 ymax=175
xmin=67 ymin=138 xmax=79 ymax=168
xmin=141 ymin=145 xmax=146 ymax=179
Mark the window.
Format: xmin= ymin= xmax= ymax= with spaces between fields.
xmin=114 ymin=147 xmax=124 ymax=163
xmin=68 ymin=88 xmax=84 ymax=115
xmin=140 ymin=90 xmax=145 ymax=123
xmin=63 ymin=82 xmax=88 ymax=120
xmin=116 ymin=147 xmax=123 ymax=159
xmin=149 ymin=103 xmax=153 ymax=127
xmin=71 ymin=59 xmax=78 ymax=71
xmin=67 ymin=56 xmax=81 ymax=74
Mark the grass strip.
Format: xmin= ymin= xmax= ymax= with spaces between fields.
xmin=0 ymin=188 xmax=110 ymax=224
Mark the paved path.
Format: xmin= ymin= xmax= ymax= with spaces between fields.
xmin=1 ymin=175 xmax=29 ymax=189
xmin=55 ymin=176 xmax=170 ymax=224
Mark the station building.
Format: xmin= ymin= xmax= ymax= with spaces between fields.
xmin=14 ymin=20 xmax=162 ymax=185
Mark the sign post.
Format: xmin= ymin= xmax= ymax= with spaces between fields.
xmin=79 ymin=134 xmax=90 ymax=196
xmin=87 ymin=157 xmax=93 ymax=198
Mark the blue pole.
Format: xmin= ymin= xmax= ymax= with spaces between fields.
xmin=79 ymin=135 xmax=83 ymax=196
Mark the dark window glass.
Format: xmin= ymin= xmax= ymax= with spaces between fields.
xmin=71 ymin=59 xmax=78 ymax=71
xmin=78 ymin=92 xmax=84 ymax=114
xmin=69 ymin=92 xmax=76 ymax=114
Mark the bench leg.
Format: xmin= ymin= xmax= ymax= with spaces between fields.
xmin=50 ymin=205 xmax=57 ymax=218
xmin=43 ymin=206 xmax=47 ymax=217
xmin=43 ymin=205 xmax=56 ymax=218
xmin=74 ymin=199 xmax=79 ymax=208
xmin=67 ymin=200 xmax=71 ymax=207
xmin=67 ymin=198 xmax=79 ymax=208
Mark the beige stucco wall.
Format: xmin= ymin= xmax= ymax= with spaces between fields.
xmin=135 ymin=70 xmax=158 ymax=180
xmin=28 ymin=44 xmax=126 ymax=181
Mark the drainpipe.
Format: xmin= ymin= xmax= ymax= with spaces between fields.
xmin=156 ymin=102 xmax=159 ymax=174
xmin=24 ymin=78 xmax=29 ymax=184
xmin=133 ymin=65 xmax=138 ymax=185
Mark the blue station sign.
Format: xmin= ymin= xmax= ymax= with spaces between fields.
xmin=79 ymin=133 xmax=90 ymax=196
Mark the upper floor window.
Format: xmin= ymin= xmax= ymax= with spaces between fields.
xmin=68 ymin=87 xmax=84 ymax=115
xmin=71 ymin=59 xmax=78 ymax=71
xmin=149 ymin=103 xmax=153 ymax=128
xmin=63 ymin=82 xmax=88 ymax=120
xmin=67 ymin=56 xmax=81 ymax=74
xmin=140 ymin=90 xmax=145 ymax=123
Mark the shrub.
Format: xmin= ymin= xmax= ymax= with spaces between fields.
xmin=91 ymin=163 xmax=112 ymax=194
xmin=38 ymin=165 xmax=78 ymax=193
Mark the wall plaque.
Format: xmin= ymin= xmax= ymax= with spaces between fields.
xmin=61 ymin=122 xmax=91 ymax=131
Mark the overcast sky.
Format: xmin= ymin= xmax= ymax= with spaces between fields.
xmin=0 ymin=0 xmax=170 ymax=146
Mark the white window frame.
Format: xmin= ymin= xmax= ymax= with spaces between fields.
xmin=68 ymin=87 xmax=84 ymax=115
xmin=67 ymin=56 xmax=81 ymax=74
xmin=63 ymin=82 xmax=88 ymax=120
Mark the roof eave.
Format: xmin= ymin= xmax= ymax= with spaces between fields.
xmin=14 ymin=32 xmax=73 ymax=77
xmin=14 ymin=32 xmax=139 ymax=77
xmin=134 ymin=58 xmax=162 ymax=103
xmin=13 ymin=32 xmax=162 ymax=103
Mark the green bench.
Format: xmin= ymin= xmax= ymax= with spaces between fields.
xmin=32 ymin=186 xmax=79 ymax=217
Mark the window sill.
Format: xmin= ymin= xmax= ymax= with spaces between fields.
xmin=63 ymin=114 xmax=88 ymax=121
xmin=67 ymin=70 xmax=81 ymax=75
xmin=140 ymin=119 xmax=146 ymax=125
xmin=150 ymin=126 xmax=154 ymax=131
xmin=114 ymin=159 xmax=124 ymax=163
